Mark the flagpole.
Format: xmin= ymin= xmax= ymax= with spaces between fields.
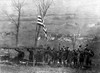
xmin=33 ymin=20 xmax=41 ymax=66
xmin=34 ymin=25 xmax=41 ymax=48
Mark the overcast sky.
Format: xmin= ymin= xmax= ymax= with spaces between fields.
xmin=0 ymin=0 xmax=100 ymax=17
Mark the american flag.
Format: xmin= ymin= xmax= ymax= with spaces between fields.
xmin=37 ymin=15 xmax=47 ymax=38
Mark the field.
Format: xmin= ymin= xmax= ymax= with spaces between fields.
xmin=0 ymin=65 xmax=73 ymax=73
xmin=0 ymin=63 xmax=100 ymax=73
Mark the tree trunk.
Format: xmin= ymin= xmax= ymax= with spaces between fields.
xmin=16 ymin=10 xmax=21 ymax=47
xmin=16 ymin=27 xmax=19 ymax=47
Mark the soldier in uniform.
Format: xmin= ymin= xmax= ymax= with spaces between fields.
xmin=27 ymin=49 xmax=33 ymax=65
xmin=77 ymin=45 xmax=85 ymax=68
xmin=84 ymin=44 xmax=94 ymax=68
xmin=73 ymin=49 xmax=78 ymax=67
xmin=67 ymin=47 xmax=74 ymax=67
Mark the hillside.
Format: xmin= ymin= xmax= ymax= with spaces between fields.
xmin=0 ymin=14 xmax=100 ymax=47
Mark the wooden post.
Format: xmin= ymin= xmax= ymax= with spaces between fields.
xmin=33 ymin=24 xmax=41 ymax=66
xmin=34 ymin=25 xmax=41 ymax=48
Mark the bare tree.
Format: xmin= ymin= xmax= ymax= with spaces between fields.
xmin=70 ymin=34 xmax=80 ymax=49
xmin=34 ymin=0 xmax=53 ymax=47
xmin=3 ymin=0 xmax=25 ymax=47
xmin=12 ymin=0 xmax=25 ymax=47
xmin=66 ymin=23 xmax=81 ymax=49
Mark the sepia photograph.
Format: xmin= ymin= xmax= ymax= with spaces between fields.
xmin=0 ymin=0 xmax=100 ymax=73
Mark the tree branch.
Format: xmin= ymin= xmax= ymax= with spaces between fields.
xmin=12 ymin=0 xmax=25 ymax=12
xmin=2 ymin=10 xmax=17 ymax=26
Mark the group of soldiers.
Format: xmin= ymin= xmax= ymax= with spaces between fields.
xmin=0 ymin=44 xmax=94 ymax=69
xmin=41 ymin=44 xmax=94 ymax=69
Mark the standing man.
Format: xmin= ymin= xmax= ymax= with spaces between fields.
xmin=84 ymin=44 xmax=94 ymax=67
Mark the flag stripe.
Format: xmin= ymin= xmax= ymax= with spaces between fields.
xmin=37 ymin=19 xmax=43 ymax=22
xmin=43 ymin=27 xmax=47 ymax=31
xmin=37 ymin=15 xmax=45 ymax=27
xmin=38 ymin=15 xmax=42 ymax=19
xmin=37 ymin=15 xmax=48 ymax=38
xmin=37 ymin=22 xmax=45 ymax=27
